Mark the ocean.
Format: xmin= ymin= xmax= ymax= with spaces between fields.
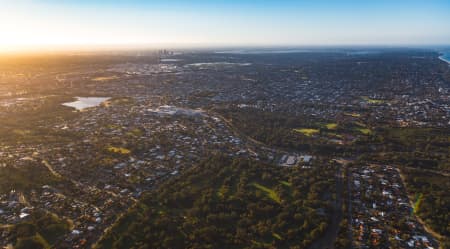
xmin=439 ymin=51 xmax=450 ymax=64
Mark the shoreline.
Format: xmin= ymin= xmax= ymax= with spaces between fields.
xmin=438 ymin=54 xmax=450 ymax=64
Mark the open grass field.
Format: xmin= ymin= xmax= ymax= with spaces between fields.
xmin=356 ymin=128 xmax=372 ymax=135
xmin=107 ymin=146 xmax=131 ymax=155
xmin=92 ymin=76 xmax=119 ymax=82
xmin=252 ymin=182 xmax=282 ymax=204
xmin=325 ymin=123 xmax=338 ymax=130
xmin=293 ymin=128 xmax=320 ymax=136
xmin=361 ymin=96 xmax=386 ymax=104
xmin=95 ymin=156 xmax=334 ymax=249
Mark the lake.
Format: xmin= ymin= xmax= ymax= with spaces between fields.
xmin=62 ymin=97 xmax=110 ymax=110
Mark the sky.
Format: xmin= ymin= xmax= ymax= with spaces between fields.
xmin=0 ymin=0 xmax=449 ymax=52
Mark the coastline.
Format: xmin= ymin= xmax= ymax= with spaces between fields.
xmin=438 ymin=53 xmax=450 ymax=64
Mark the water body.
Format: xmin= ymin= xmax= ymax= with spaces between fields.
xmin=185 ymin=62 xmax=251 ymax=67
xmin=439 ymin=51 xmax=450 ymax=64
xmin=62 ymin=97 xmax=110 ymax=110
xmin=215 ymin=49 xmax=311 ymax=54
xmin=215 ymin=48 xmax=385 ymax=56
xmin=346 ymin=50 xmax=380 ymax=55
xmin=160 ymin=58 xmax=182 ymax=62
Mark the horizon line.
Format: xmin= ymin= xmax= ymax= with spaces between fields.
xmin=1 ymin=43 xmax=449 ymax=55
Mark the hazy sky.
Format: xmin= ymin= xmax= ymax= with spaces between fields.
xmin=1 ymin=0 xmax=449 ymax=51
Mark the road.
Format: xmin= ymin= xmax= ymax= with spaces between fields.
xmin=41 ymin=160 xmax=62 ymax=178
xmin=208 ymin=110 xmax=290 ymax=155
xmin=308 ymin=161 xmax=345 ymax=249
xmin=397 ymin=167 xmax=445 ymax=248
xmin=211 ymin=111 xmax=354 ymax=249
